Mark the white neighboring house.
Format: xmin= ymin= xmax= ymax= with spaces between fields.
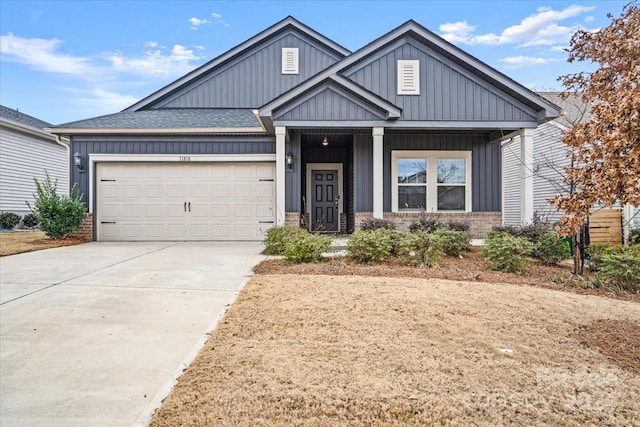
xmin=502 ymin=92 xmax=640 ymax=234
xmin=0 ymin=105 xmax=69 ymax=217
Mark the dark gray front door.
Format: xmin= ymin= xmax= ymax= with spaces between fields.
xmin=311 ymin=170 xmax=339 ymax=232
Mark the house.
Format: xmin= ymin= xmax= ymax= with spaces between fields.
xmin=48 ymin=16 xmax=559 ymax=242
xmin=502 ymin=92 xmax=640 ymax=242
xmin=0 ymin=105 xmax=69 ymax=217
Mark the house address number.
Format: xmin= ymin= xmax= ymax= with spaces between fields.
xmin=179 ymin=156 xmax=191 ymax=162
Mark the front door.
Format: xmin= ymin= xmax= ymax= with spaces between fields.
xmin=311 ymin=170 xmax=339 ymax=232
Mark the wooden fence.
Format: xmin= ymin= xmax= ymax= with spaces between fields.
xmin=588 ymin=208 xmax=623 ymax=245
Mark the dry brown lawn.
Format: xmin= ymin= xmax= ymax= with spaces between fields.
xmin=151 ymin=274 xmax=640 ymax=426
xmin=0 ymin=231 xmax=85 ymax=256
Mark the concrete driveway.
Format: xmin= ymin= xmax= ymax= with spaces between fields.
xmin=0 ymin=241 xmax=265 ymax=426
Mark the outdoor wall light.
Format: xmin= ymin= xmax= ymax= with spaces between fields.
xmin=321 ymin=136 xmax=329 ymax=147
xmin=286 ymin=151 xmax=294 ymax=172
xmin=73 ymin=152 xmax=85 ymax=172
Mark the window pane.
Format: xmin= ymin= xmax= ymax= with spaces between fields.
xmin=437 ymin=159 xmax=466 ymax=184
xmin=398 ymin=159 xmax=426 ymax=184
xmin=398 ymin=186 xmax=426 ymax=210
xmin=437 ymin=186 xmax=465 ymax=210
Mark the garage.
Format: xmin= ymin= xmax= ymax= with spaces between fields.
xmin=97 ymin=162 xmax=275 ymax=241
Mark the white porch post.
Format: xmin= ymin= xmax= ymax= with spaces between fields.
xmin=520 ymin=128 xmax=534 ymax=224
xmin=372 ymin=127 xmax=384 ymax=219
xmin=275 ymin=126 xmax=286 ymax=226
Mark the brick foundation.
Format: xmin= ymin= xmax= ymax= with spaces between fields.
xmin=68 ymin=213 xmax=93 ymax=241
xmin=354 ymin=212 xmax=502 ymax=239
xmin=286 ymin=212 xmax=347 ymax=233
xmin=285 ymin=212 xmax=301 ymax=227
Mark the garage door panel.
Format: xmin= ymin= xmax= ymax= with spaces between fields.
xmin=98 ymin=162 xmax=275 ymax=241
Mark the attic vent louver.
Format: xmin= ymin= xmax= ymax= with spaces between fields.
xmin=282 ymin=47 xmax=299 ymax=74
xmin=397 ymin=60 xmax=420 ymax=95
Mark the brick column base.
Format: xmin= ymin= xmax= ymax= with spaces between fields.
xmin=68 ymin=213 xmax=93 ymax=241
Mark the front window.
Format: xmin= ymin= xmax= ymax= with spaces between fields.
xmin=392 ymin=151 xmax=471 ymax=212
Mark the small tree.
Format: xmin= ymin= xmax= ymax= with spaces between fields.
xmin=552 ymin=2 xmax=640 ymax=234
xmin=27 ymin=172 xmax=86 ymax=239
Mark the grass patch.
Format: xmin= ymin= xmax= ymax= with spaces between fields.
xmin=0 ymin=231 xmax=85 ymax=256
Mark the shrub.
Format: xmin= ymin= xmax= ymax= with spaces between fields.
xmin=409 ymin=218 xmax=444 ymax=233
xmin=480 ymin=232 xmax=533 ymax=274
xmin=264 ymin=225 xmax=303 ymax=255
xmin=360 ymin=218 xmax=396 ymax=231
xmin=432 ymin=229 xmax=470 ymax=256
xmin=585 ymin=243 xmax=611 ymax=272
xmin=532 ymin=232 xmax=571 ymax=265
xmin=630 ymin=227 xmax=640 ymax=245
xmin=0 ymin=212 xmax=21 ymax=230
xmin=347 ymin=229 xmax=399 ymax=264
xmin=397 ymin=231 xmax=444 ymax=268
xmin=446 ymin=221 xmax=470 ymax=232
xmin=26 ymin=173 xmax=86 ymax=239
xmin=283 ymin=231 xmax=331 ymax=263
xmin=22 ymin=213 xmax=39 ymax=228
xmin=590 ymin=245 xmax=640 ymax=291
xmin=492 ymin=214 xmax=552 ymax=243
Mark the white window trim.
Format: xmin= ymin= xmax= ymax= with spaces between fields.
xmin=281 ymin=47 xmax=299 ymax=75
xmin=391 ymin=150 xmax=472 ymax=213
xmin=397 ymin=60 xmax=420 ymax=95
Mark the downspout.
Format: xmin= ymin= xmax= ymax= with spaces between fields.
xmin=53 ymin=134 xmax=71 ymax=196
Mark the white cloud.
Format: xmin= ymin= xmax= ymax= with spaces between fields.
xmin=68 ymin=87 xmax=139 ymax=115
xmin=439 ymin=4 xmax=595 ymax=47
xmin=0 ymin=33 xmax=97 ymax=75
xmin=499 ymin=55 xmax=552 ymax=69
xmin=106 ymin=44 xmax=200 ymax=77
xmin=584 ymin=15 xmax=595 ymax=22
xmin=211 ymin=12 xmax=230 ymax=27
xmin=189 ymin=17 xmax=211 ymax=31
xmin=211 ymin=12 xmax=222 ymax=18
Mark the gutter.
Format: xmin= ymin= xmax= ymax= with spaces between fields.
xmin=45 ymin=127 xmax=267 ymax=135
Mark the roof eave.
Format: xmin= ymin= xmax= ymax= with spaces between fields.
xmin=45 ymin=127 xmax=267 ymax=135
xmin=2 ymin=119 xmax=57 ymax=141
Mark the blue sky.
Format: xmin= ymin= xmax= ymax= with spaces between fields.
xmin=0 ymin=0 xmax=628 ymax=125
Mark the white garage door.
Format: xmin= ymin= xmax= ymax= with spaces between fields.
xmin=97 ymin=162 xmax=275 ymax=241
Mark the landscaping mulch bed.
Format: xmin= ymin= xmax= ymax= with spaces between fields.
xmin=576 ymin=319 xmax=640 ymax=374
xmin=254 ymin=249 xmax=640 ymax=303
xmin=0 ymin=231 xmax=87 ymax=256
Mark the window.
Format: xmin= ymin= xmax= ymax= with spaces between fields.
xmin=397 ymin=60 xmax=420 ymax=95
xmin=281 ymin=48 xmax=299 ymax=74
xmin=392 ymin=151 xmax=471 ymax=212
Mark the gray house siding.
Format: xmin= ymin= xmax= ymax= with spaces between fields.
xmin=285 ymin=133 xmax=302 ymax=212
xmin=70 ymin=136 xmax=275 ymax=207
xmin=0 ymin=127 xmax=69 ymax=215
xmin=153 ymin=32 xmax=343 ymax=109
xmin=502 ymin=139 xmax=523 ymax=225
xmin=383 ymin=134 xmax=500 ymax=212
xmin=274 ymin=85 xmax=385 ymax=121
xmin=353 ymin=134 xmax=373 ymax=212
xmin=344 ymin=38 xmax=538 ymax=123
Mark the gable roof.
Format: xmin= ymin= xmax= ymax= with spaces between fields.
xmin=538 ymin=92 xmax=590 ymax=129
xmin=49 ymin=108 xmax=266 ymax=134
xmin=260 ymin=20 xmax=559 ymax=122
xmin=124 ymin=16 xmax=351 ymax=112
xmin=0 ymin=104 xmax=51 ymax=130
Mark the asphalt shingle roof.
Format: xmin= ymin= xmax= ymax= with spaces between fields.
xmin=538 ymin=92 xmax=590 ymax=127
xmin=0 ymin=104 xmax=52 ymax=130
xmin=53 ymin=108 xmax=261 ymax=129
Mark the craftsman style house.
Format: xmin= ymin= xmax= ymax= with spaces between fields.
xmin=50 ymin=17 xmax=559 ymax=241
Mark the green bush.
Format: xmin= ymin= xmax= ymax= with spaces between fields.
xmin=630 ymin=227 xmax=640 ymax=245
xmin=359 ymin=218 xmax=396 ymax=231
xmin=347 ymin=229 xmax=399 ymax=264
xmin=283 ymin=231 xmax=331 ymax=263
xmin=432 ymin=229 xmax=470 ymax=256
xmin=591 ymin=245 xmax=640 ymax=291
xmin=397 ymin=231 xmax=444 ymax=268
xmin=492 ymin=214 xmax=551 ymax=243
xmin=586 ymin=243 xmax=611 ymax=272
xmin=26 ymin=173 xmax=86 ymax=239
xmin=22 ymin=213 xmax=39 ymax=228
xmin=532 ymin=232 xmax=571 ymax=265
xmin=446 ymin=221 xmax=470 ymax=232
xmin=409 ymin=218 xmax=444 ymax=233
xmin=0 ymin=212 xmax=21 ymax=229
xmin=480 ymin=232 xmax=533 ymax=274
xmin=264 ymin=225 xmax=303 ymax=255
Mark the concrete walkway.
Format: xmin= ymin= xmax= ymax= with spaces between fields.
xmin=0 ymin=241 xmax=265 ymax=426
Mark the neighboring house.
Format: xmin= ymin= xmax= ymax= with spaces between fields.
xmin=0 ymin=105 xmax=69 ymax=217
xmin=502 ymin=92 xmax=639 ymax=240
xmin=49 ymin=16 xmax=558 ymax=242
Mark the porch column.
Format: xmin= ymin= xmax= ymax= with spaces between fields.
xmin=520 ymin=128 xmax=534 ymax=224
xmin=275 ymin=126 xmax=286 ymax=226
xmin=372 ymin=127 xmax=384 ymax=219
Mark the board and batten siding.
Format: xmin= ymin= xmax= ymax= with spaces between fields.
xmin=344 ymin=38 xmax=538 ymax=123
xmin=353 ymin=134 xmax=373 ymax=212
xmin=71 ymin=136 xmax=275 ymax=209
xmin=0 ymin=128 xmax=68 ymax=215
xmin=502 ymin=122 xmax=569 ymax=225
xmin=273 ymin=85 xmax=386 ymax=121
xmin=384 ymin=134 xmax=500 ymax=212
xmin=153 ymin=32 xmax=342 ymax=109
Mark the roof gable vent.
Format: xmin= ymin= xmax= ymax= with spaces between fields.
xmin=397 ymin=60 xmax=420 ymax=95
xmin=282 ymin=47 xmax=299 ymax=74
